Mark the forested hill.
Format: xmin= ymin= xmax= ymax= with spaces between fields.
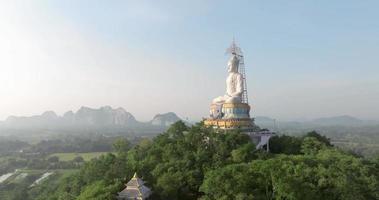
xmin=19 ymin=122 xmax=379 ymax=200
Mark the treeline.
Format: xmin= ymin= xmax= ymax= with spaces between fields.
xmin=0 ymin=136 xmax=117 ymax=174
xmin=0 ymin=155 xmax=84 ymax=176
xmin=28 ymin=136 xmax=116 ymax=154
xmin=276 ymin=125 xmax=379 ymax=158
xmin=23 ymin=122 xmax=379 ymax=199
xmin=0 ymin=139 xmax=30 ymax=154
xmin=0 ymin=135 xmax=126 ymax=155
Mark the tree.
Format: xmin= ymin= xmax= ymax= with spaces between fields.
xmin=269 ymin=135 xmax=302 ymax=154
xmin=200 ymin=164 xmax=255 ymax=200
xmin=112 ymin=138 xmax=131 ymax=154
xmin=156 ymin=172 xmax=184 ymax=200
xmin=29 ymin=123 xmax=379 ymax=200
xmin=48 ymin=156 xmax=59 ymax=163
xmin=166 ymin=120 xmax=189 ymax=139
xmin=305 ymin=131 xmax=332 ymax=146
xmin=76 ymin=180 xmax=121 ymax=200
xmin=301 ymin=137 xmax=326 ymax=155
xmin=201 ymin=150 xmax=379 ymax=200
xmin=73 ymin=156 xmax=84 ymax=163
xmin=231 ymin=143 xmax=255 ymax=163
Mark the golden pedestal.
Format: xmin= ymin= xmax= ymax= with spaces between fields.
xmin=205 ymin=103 xmax=257 ymax=131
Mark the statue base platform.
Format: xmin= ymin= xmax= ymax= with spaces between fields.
xmin=210 ymin=103 xmax=251 ymax=119
xmin=204 ymin=118 xmax=258 ymax=131
xmin=205 ymin=102 xmax=259 ymax=131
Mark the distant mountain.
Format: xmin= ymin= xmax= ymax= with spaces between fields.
xmin=255 ymin=116 xmax=276 ymax=123
xmin=254 ymin=116 xmax=276 ymax=129
xmin=69 ymin=106 xmax=138 ymax=127
xmin=3 ymin=106 xmax=138 ymax=128
xmin=253 ymin=115 xmax=379 ymax=130
xmin=255 ymin=116 xmax=275 ymax=122
xmin=2 ymin=108 xmax=377 ymax=135
xmin=150 ymin=112 xmax=181 ymax=127
xmin=310 ymin=115 xmax=363 ymax=126
xmin=0 ymin=106 xmax=182 ymax=132
xmin=4 ymin=111 xmax=60 ymax=129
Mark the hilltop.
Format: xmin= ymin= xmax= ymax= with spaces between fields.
xmin=4 ymin=121 xmax=376 ymax=200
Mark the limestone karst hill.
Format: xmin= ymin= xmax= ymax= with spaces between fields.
xmin=0 ymin=106 xmax=182 ymax=132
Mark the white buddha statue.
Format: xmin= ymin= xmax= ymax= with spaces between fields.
xmin=212 ymin=55 xmax=243 ymax=104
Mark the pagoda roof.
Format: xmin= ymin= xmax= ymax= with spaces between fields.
xmin=125 ymin=172 xmax=145 ymax=187
xmin=117 ymin=172 xmax=151 ymax=200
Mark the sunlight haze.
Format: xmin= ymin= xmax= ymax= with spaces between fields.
xmin=1 ymin=0 xmax=379 ymax=121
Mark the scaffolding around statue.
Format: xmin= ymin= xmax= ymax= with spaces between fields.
xmin=204 ymin=40 xmax=274 ymax=151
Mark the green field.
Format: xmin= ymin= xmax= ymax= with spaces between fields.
xmin=6 ymin=169 xmax=78 ymax=184
xmin=48 ymin=152 xmax=111 ymax=161
xmin=0 ymin=169 xmax=79 ymax=200
xmin=0 ymin=156 xmax=13 ymax=163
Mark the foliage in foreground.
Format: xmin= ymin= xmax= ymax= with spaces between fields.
xmin=28 ymin=121 xmax=379 ymax=200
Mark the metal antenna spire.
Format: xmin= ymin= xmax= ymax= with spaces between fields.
xmin=226 ymin=38 xmax=242 ymax=56
xmin=226 ymin=39 xmax=249 ymax=104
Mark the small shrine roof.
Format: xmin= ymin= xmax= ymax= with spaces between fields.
xmin=117 ymin=172 xmax=151 ymax=200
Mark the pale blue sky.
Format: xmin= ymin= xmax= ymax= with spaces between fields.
xmin=0 ymin=0 xmax=378 ymax=121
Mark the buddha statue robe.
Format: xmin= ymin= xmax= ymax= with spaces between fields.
xmin=212 ymin=55 xmax=243 ymax=104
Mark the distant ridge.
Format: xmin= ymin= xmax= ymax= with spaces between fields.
xmin=1 ymin=106 xmax=183 ymax=130
xmin=150 ymin=112 xmax=181 ymax=127
xmin=311 ymin=115 xmax=363 ymax=126
xmin=2 ymin=108 xmax=377 ymax=133
xmin=70 ymin=106 xmax=138 ymax=126
xmin=254 ymin=115 xmax=379 ymax=130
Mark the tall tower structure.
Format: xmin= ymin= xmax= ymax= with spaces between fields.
xmin=226 ymin=39 xmax=248 ymax=104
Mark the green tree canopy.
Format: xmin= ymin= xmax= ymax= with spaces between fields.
xmin=29 ymin=123 xmax=379 ymax=200
xmin=112 ymin=138 xmax=131 ymax=155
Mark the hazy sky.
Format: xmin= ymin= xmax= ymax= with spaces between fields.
xmin=1 ymin=0 xmax=379 ymax=121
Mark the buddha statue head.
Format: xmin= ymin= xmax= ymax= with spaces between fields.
xmin=228 ymin=55 xmax=239 ymax=73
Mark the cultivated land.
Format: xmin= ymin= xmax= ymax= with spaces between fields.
xmin=0 ymin=169 xmax=79 ymax=200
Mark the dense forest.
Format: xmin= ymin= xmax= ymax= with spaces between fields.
xmin=1 ymin=121 xmax=378 ymax=199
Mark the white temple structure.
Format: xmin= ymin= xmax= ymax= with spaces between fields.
xmin=117 ymin=172 xmax=152 ymax=200
xmin=204 ymin=40 xmax=274 ymax=151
